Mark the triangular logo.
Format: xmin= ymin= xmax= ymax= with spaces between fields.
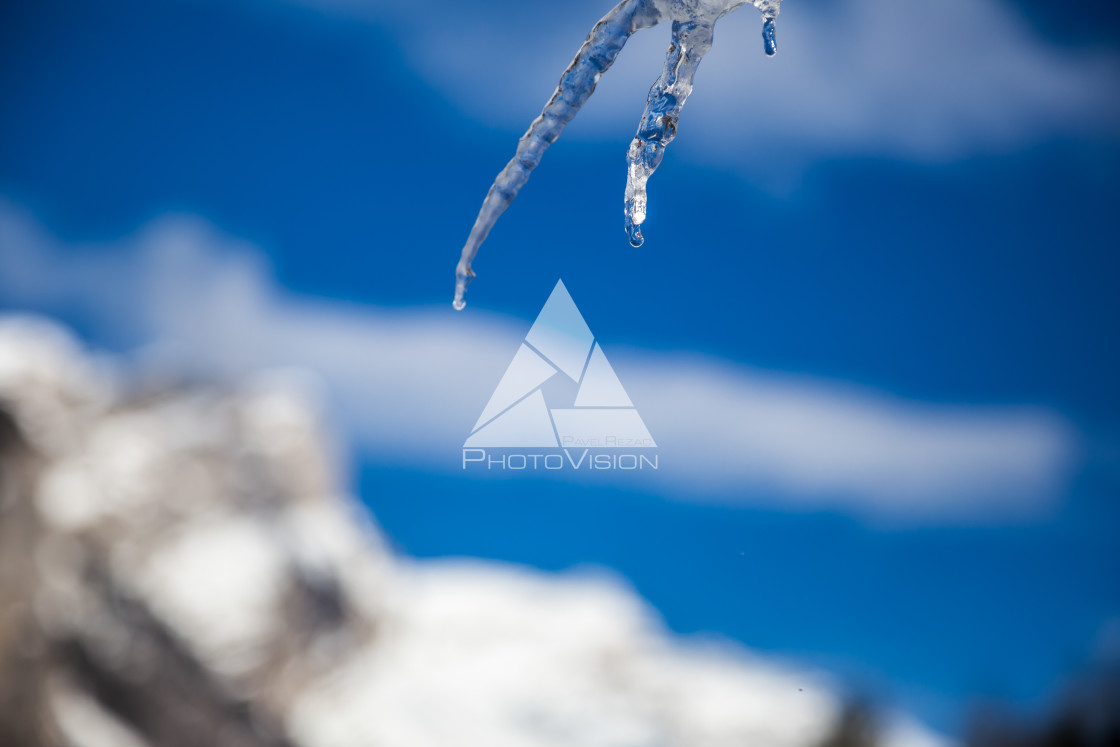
xmin=466 ymin=280 xmax=656 ymax=448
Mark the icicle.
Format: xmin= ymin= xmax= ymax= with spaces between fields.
xmin=453 ymin=0 xmax=662 ymax=310
xmin=623 ymin=20 xmax=714 ymax=248
xmin=452 ymin=0 xmax=784 ymax=309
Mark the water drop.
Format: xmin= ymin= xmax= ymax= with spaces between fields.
xmin=762 ymin=17 xmax=777 ymax=57
xmin=626 ymin=220 xmax=644 ymax=248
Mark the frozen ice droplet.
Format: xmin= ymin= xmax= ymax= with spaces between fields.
xmin=762 ymin=17 xmax=777 ymax=56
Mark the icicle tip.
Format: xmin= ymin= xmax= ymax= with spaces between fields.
xmin=453 ymin=264 xmax=475 ymax=311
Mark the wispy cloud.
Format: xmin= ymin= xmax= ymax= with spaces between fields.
xmin=0 ymin=200 xmax=1080 ymax=523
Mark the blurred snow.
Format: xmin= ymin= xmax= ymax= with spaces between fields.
xmin=291 ymin=561 xmax=838 ymax=747
xmin=49 ymin=682 xmax=150 ymax=747
xmin=0 ymin=318 xmax=953 ymax=747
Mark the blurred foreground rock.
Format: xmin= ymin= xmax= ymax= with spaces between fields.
xmin=0 ymin=316 xmax=943 ymax=747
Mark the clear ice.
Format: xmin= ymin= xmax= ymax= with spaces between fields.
xmin=453 ymin=0 xmax=784 ymax=309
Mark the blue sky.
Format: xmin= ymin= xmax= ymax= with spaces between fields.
xmin=2 ymin=0 xmax=1119 ymax=737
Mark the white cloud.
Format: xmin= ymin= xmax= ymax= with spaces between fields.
xmin=624 ymin=355 xmax=1074 ymax=519
xmin=0 ymin=200 xmax=1080 ymax=523
xmin=279 ymin=0 xmax=1119 ymax=170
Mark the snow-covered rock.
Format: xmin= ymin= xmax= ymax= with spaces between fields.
xmin=0 ymin=315 xmax=948 ymax=747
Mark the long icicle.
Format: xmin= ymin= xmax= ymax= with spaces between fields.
xmin=453 ymin=0 xmax=661 ymax=310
